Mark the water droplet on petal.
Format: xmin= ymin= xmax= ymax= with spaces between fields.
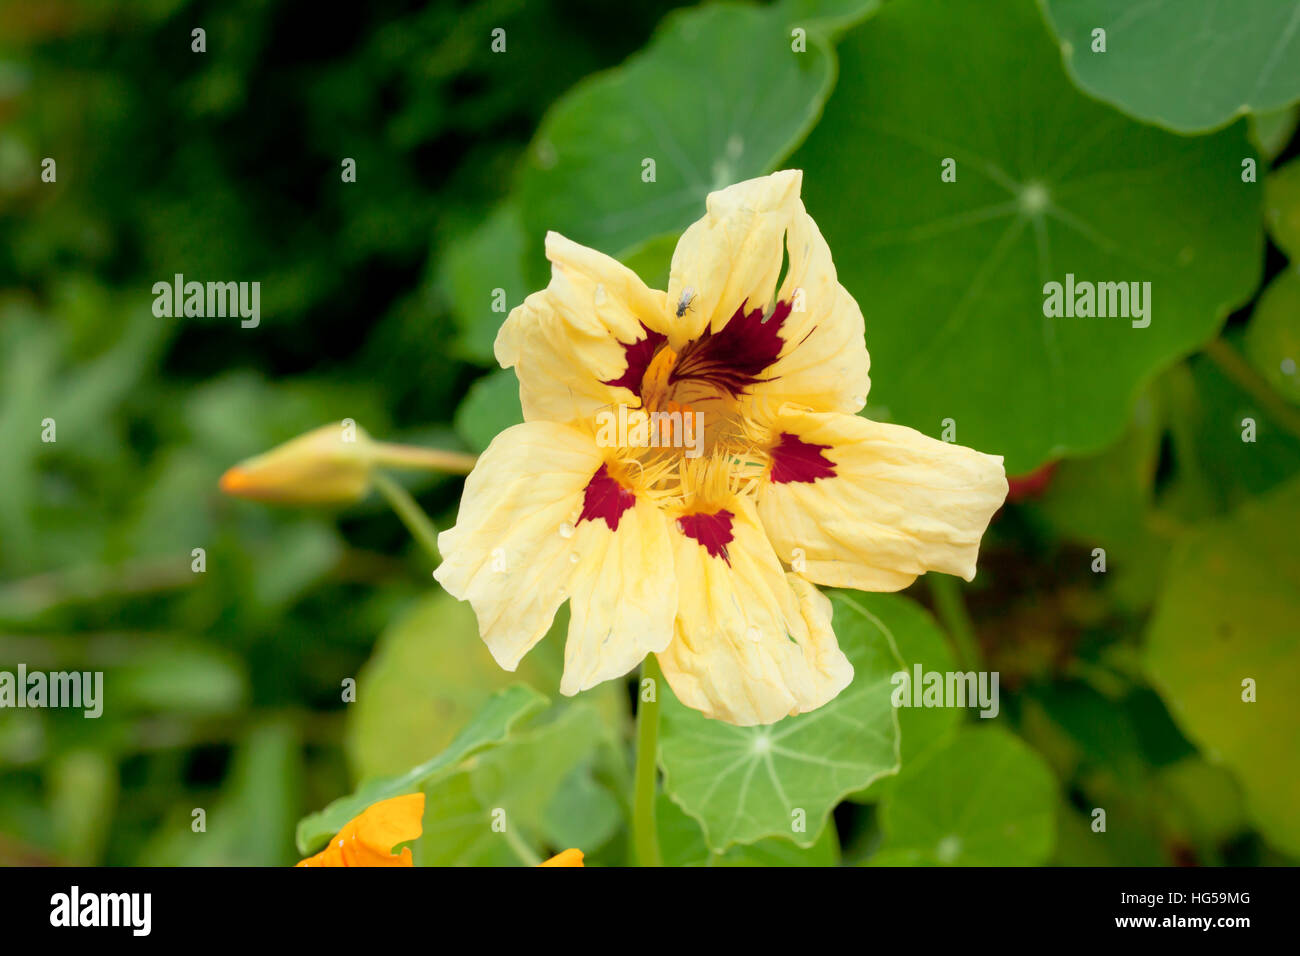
xmin=569 ymin=552 xmax=580 ymax=564
xmin=559 ymin=522 xmax=575 ymax=539
xmin=593 ymin=284 xmax=607 ymax=306
xmin=852 ymin=394 xmax=867 ymax=407
xmin=746 ymin=625 xmax=763 ymax=643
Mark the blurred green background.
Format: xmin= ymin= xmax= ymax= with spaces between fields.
xmin=1 ymin=0 xmax=1297 ymax=866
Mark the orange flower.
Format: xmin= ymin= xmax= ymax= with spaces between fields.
xmin=296 ymin=793 xmax=424 ymax=867
xmin=538 ymin=848 xmax=584 ymax=867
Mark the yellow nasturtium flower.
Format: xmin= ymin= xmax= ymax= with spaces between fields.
xmin=296 ymin=793 xmax=583 ymax=867
xmin=435 ymin=170 xmax=1008 ymax=726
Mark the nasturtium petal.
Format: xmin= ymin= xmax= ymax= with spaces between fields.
xmin=1145 ymin=476 xmax=1300 ymax=857
xmin=792 ymin=0 xmax=1262 ymax=474
xmin=515 ymin=3 xmax=835 ymax=258
xmin=1040 ymin=0 xmax=1300 ymax=133
xmin=658 ymin=592 xmax=901 ymax=850
xmin=872 ymin=726 xmax=1057 ymax=866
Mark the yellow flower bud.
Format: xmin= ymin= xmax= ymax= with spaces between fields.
xmin=219 ymin=422 xmax=375 ymax=505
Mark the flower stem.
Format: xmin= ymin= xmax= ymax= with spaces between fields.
xmin=928 ymin=574 xmax=980 ymax=670
xmin=504 ymin=827 xmax=542 ymax=867
xmin=1203 ymin=338 xmax=1300 ymax=443
xmin=371 ymin=442 xmax=478 ymax=475
xmin=372 ymin=471 xmax=441 ymax=564
xmin=632 ymin=654 xmax=664 ymax=867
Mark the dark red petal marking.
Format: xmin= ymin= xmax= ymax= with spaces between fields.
xmin=769 ymin=432 xmax=836 ymax=485
xmin=676 ymin=509 xmax=735 ymax=564
xmin=578 ymin=464 xmax=636 ymax=532
xmin=603 ymin=324 xmax=667 ymax=392
xmin=669 ymin=300 xmax=793 ymax=397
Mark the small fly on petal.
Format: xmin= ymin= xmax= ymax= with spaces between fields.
xmin=675 ymin=286 xmax=696 ymax=318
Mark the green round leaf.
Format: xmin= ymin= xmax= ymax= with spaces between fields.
xmin=1040 ymin=0 xmax=1300 ymax=133
xmin=777 ymin=0 xmax=881 ymax=37
xmin=1145 ymin=476 xmax=1300 ymax=857
xmin=658 ymin=592 xmax=902 ymax=851
xmin=540 ymin=768 xmax=623 ymax=853
xmin=454 ymin=367 xmax=523 ymax=453
xmin=345 ymin=592 xmax=554 ymax=780
xmin=1251 ymin=105 xmax=1299 ymax=163
xmin=419 ymin=704 xmax=612 ymax=866
xmin=657 ymin=793 xmax=840 ymax=866
xmin=1028 ymin=394 xmax=1169 ymax=608
xmin=516 ymin=3 xmax=835 ymax=257
xmin=1265 ymin=157 xmax=1300 ymax=261
xmin=440 ymin=203 xmax=528 ymax=365
xmin=873 ymin=726 xmax=1057 ymax=866
xmin=1159 ymin=349 xmax=1300 ymax=519
xmin=1244 ymin=267 xmax=1300 ymax=405
xmin=842 ymin=592 xmax=959 ymax=803
xmin=793 ymin=0 xmax=1262 ymax=473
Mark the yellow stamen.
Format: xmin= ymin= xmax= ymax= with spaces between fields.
xmin=641 ymin=345 xmax=679 ymax=411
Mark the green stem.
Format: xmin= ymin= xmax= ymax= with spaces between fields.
xmin=632 ymin=655 xmax=664 ymax=867
xmin=928 ymin=574 xmax=980 ymax=670
xmin=1203 ymin=337 xmax=1300 ymax=442
xmin=372 ymin=471 xmax=441 ymax=564
xmin=371 ymin=442 xmax=478 ymax=475
xmin=504 ymin=826 xmax=542 ymax=867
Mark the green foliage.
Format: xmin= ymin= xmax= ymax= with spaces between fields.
xmin=658 ymin=793 xmax=840 ymax=865
xmin=846 ymin=593 xmax=959 ymax=802
xmin=871 ymin=726 xmax=1056 ymax=866
xmin=659 ymin=593 xmax=902 ymax=850
xmin=296 ymin=684 xmax=548 ymax=855
xmin=454 ymin=368 xmax=524 ymax=453
xmin=1040 ymin=0 xmax=1300 ymax=133
xmin=440 ymin=204 xmax=528 ymax=365
xmin=1145 ymin=476 xmax=1300 ymax=857
xmin=1244 ymin=269 xmax=1300 ymax=406
xmin=1265 ymin=157 xmax=1300 ymax=260
xmin=515 ymin=3 xmax=836 ymax=259
xmin=346 ymin=592 xmax=550 ymax=780
xmin=1251 ymin=105 xmax=1300 ymax=161
xmin=792 ymin=0 xmax=1262 ymax=473
xmin=419 ymin=703 xmax=619 ymax=865
xmin=3 ymin=0 xmax=1297 ymax=869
